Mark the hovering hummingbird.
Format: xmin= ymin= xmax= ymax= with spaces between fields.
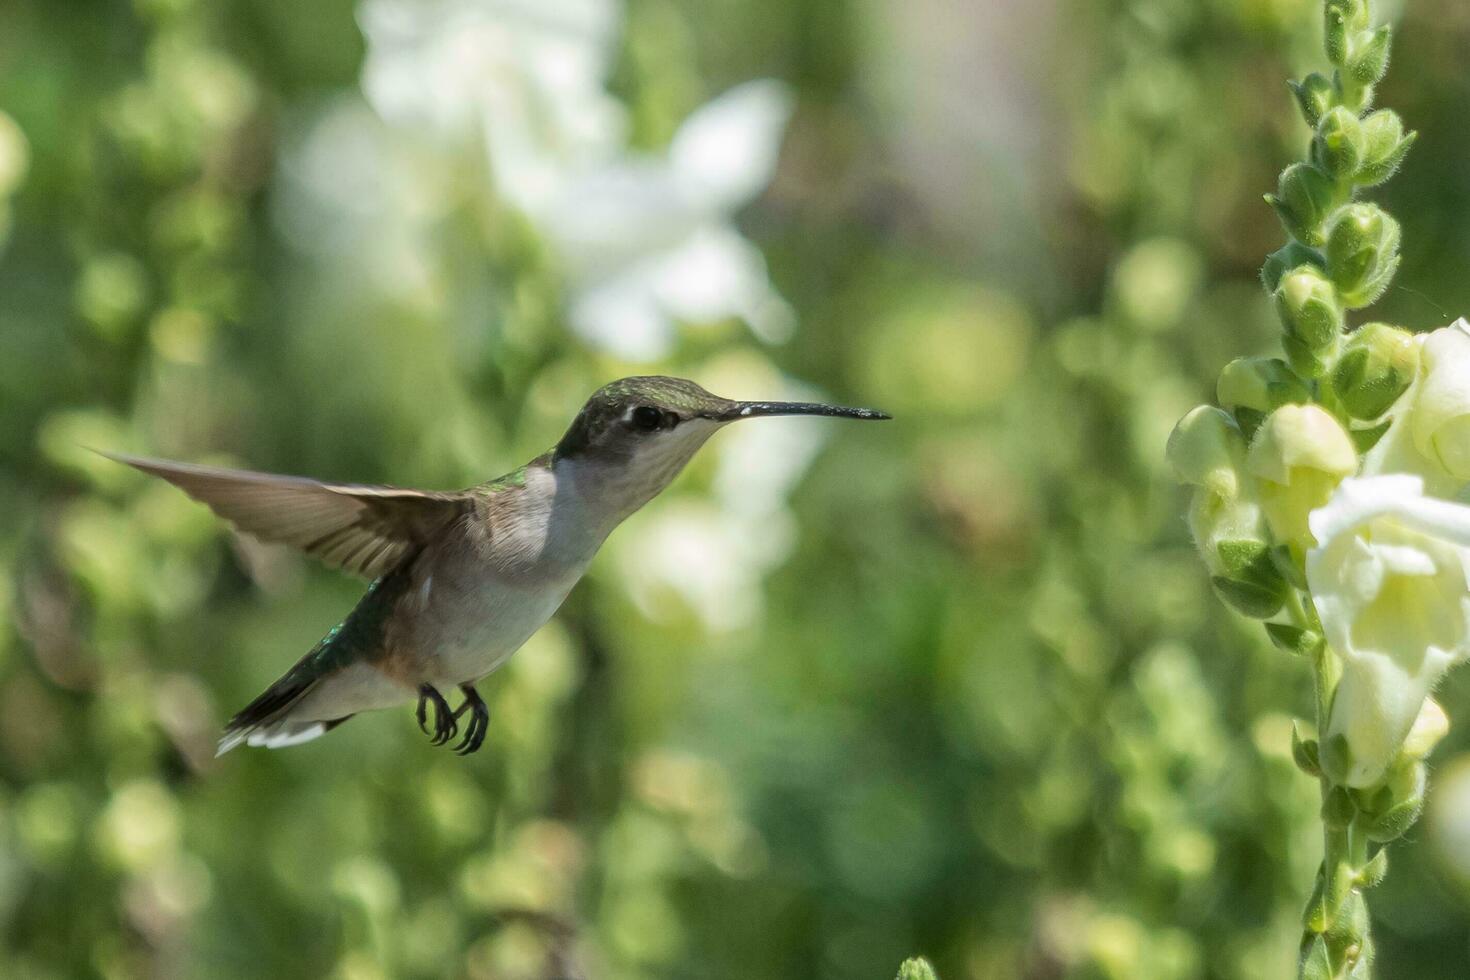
xmin=107 ymin=377 xmax=888 ymax=756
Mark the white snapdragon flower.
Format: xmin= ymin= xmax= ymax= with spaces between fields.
xmin=1246 ymin=403 xmax=1357 ymax=550
xmin=1307 ymin=475 xmax=1470 ymax=786
xmin=1408 ymin=320 xmax=1470 ymax=480
xmin=1363 ymin=319 xmax=1470 ymax=496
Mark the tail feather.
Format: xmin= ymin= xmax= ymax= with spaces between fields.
xmin=216 ymin=715 xmax=353 ymax=756
xmin=217 ymin=663 xmax=352 ymax=755
xmin=218 ymin=566 xmax=408 ymax=755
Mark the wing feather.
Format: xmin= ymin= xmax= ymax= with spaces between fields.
xmin=104 ymin=452 xmax=471 ymax=578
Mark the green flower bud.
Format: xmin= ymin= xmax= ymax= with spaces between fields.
xmin=1247 ymin=404 xmax=1358 ymax=549
xmin=1347 ymin=25 xmax=1392 ymax=87
xmin=1217 ymin=358 xmax=1311 ymax=437
xmin=1355 ymin=110 xmax=1416 ymax=187
xmin=1399 ymin=696 xmax=1449 ymax=761
xmin=1313 ymin=107 xmax=1365 ymax=179
xmin=1261 ymin=242 xmax=1326 ymax=294
xmin=895 ymin=958 xmax=938 ymax=980
xmin=1289 ymin=73 xmax=1337 ymax=128
xmin=1266 ymin=164 xmax=1345 ymax=247
xmin=1327 ymin=204 xmax=1401 ymax=308
xmin=1324 ymin=0 xmax=1372 ymax=66
xmin=1275 ymin=265 xmax=1344 ymax=353
xmin=1330 ymin=323 xmax=1417 ymax=419
xmin=1167 ymin=406 xmax=1246 ymax=495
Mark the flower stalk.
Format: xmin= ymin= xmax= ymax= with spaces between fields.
xmin=1164 ymin=3 xmax=1470 ymax=978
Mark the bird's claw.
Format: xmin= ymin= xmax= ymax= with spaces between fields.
xmin=416 ymin=685 xmax=457 ymax=745
xmin=452 ymin=684 xmax=490 ymax=756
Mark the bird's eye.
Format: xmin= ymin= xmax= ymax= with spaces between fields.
xmin=630 ymin=406 xmax=663 ymax=431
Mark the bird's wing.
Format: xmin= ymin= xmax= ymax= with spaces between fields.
xmin=105 ymin=452 xmax=472 ymax=579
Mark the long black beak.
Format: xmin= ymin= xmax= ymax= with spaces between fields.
xmin=715 ymin=401 xmax=892 ymax=422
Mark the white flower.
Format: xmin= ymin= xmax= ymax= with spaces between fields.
xmin=540 ymin=81 xmax=796 ymax=360
xmin=1246 ymin=404 xmax=1357 ymax=550
xmin=1410 ymin=319 xmax=1470 ymax=480
xmin=1307 ymin=475 xmax=1470 ymax=786
xmin=1362 ymin=318 xmax=1470 ymax=496
xmin=355 ymin=0 xmax=795 ymax=361
xmin=359 ymin=0 xmax=622 ymax=166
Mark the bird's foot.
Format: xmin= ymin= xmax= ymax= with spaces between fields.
xmin=416 ymin=685 xmax=458 ymax=746
xmin=451 ymin=684 xmax=490 ymax=756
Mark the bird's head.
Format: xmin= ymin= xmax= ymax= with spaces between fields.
xmin=553 ymin=376 xmax=889 ymax=518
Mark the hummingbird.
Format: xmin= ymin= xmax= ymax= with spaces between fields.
xmin=106 ymin=376 xmax=889 ymax=756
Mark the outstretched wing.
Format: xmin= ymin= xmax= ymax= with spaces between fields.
xmin=105 ymin=452 xmax=472 ymax=579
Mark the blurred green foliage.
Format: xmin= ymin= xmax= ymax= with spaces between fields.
xmin=1 ymin=0 xmax=1468 ymax=978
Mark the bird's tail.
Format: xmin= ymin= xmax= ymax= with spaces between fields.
xmin=216 ymin=657 xmax=352 ymax=756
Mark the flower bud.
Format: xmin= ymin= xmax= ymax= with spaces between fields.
xmin=1167 ymin=406 xmax=1246 ymax=496
xmin=1261 ymin=242 xmax=1325 ymax=294
xmin=1347 ymin=24 xmax=1392 ymax=87
xmin=1313 ymin=107 xmax=1364 ymax=179
xmin=1330 ymin=323 xmax=1417 ymax=420
xmin=1247 ymin=404 xmax=1357 ymax=548
xmin=1217 ymin=357 xmax=1310 ymax=417
xmin=1324 ymin=0 xmax=1372 ymax=66
xmin=1289 ymin=73 xmax=1337 ymax=128
xmin=1326 ymin=204 xmax=1401 ymax=308
xmin=1400 ymin=697 xmax=1449 ymax=761
xmin=1274 ymin=266 xmax=1344 ymax=368
xmin=1410 ymin=320 xmax=1470 ymax=479
xmin=1267 ymin=164 xmax=1345 ymax=247
xmin=1355 ymin=110 xmax=1416 ymax=187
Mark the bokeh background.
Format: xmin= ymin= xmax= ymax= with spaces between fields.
xmin=3 ymin=0 xmax=1470 ymax=977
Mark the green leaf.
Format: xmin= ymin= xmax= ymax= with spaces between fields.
xmin=1211 ymin=576 xmax=1286 ymax=619
xmin=1291 ymin=722 xmax=1322 ymax=776
xmin=1357 ymin=848 xmax=1388 ymax=888
xmin=1267 ymin=623 xmax=1323 ymax=658
xmin=1351 ymin=419 xmax=1392 ymax=453
xmin=1365 ymin=796 xmax=1423 ymax=842
xmin=1321 ymin=734 xmax=1355 ymax=786
xmin=1300 ymin=935 xmax=1332 ymax=980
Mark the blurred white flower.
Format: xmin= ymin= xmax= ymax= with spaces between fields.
xmin=355 ymin=0 xmax=794 ymax=360
xmin=359 ymin=0 xmax=622 ymax=185
xmin=1428 ymin=753 xmax=1470 ymax=884
xmin=1307 ymin=475 xmax=1470 ymax=786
